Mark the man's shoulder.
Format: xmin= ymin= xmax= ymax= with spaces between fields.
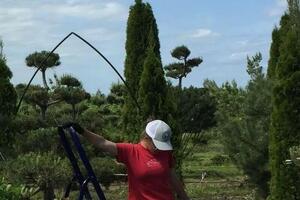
xmin=116 ymin=142 xmax=138 ymax=151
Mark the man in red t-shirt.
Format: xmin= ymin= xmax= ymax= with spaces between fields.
xmin=67 ymin=120 xmax=190 ymax=200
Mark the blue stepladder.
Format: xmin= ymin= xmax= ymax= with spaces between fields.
xmin=58 ymin=126 xmax=106 ymax=200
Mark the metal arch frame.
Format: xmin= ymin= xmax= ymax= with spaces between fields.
xmin=16 ymin=32 xmax=141 ymax=114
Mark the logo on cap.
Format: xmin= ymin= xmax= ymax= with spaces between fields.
xmin=162 ymin=132 xmax=170 ymax=141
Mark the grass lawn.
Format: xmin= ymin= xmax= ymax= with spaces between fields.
xmin=182 ymin=139 xmax=254 ymax=199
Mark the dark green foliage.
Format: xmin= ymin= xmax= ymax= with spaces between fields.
xmin=59 ymin=74 xmax=82 ymax=87
xmin=23 ymin=84 xmax=62 ymax=122
xmin=267 ymin=27 xmax=280 ymax=79
xmin=107 ymin=83 xmax=125 ymax=105
xmin=268 ymin=1 xmax=300 ymax=199
xmin=123 ymin=0 xmax=161 ymax=136
xmin=79 ymin=105 xmax=104 ymax=133
xmin=206 ymin=53 xmax=271 ymax=198
xmin=56 ymin=87 xmax=86 ymax=106
xmin=10 ymin=107 xmax=40 ymax=134
xmin=0 ymin=49 xmax=17 ymax=145
xmin=90 ymin=90 xmax=106 ymax=106
xmin=0 ymin=59 xmax=12 ymax=79
xmin=4 ymin=152 xmax=71 ymax=200
xmin=24 ymin=85 xmax=49 ymax=105
xmin=101 ymin=84 xmax=125 ymax=132
xmin=171 ymin=45 xmax=191 ymax=60
xmin=91 ymin=157 xmax=126 ymax=189
xmin=267 ymin=13 xmax=293 ymax=79
xmin=14 ymin=128 xmax=61 ymax=154
xmin=22 ymin=85 xmax=56 ymax=121
xmin=0 ymin=79 xmax=17 ymax=124
xmin=178 ymin=86 xmax=216 ymax=133
xmin=164 ymin=45 xmax=203 ymax=89
xmin=54 ymin=74 xmax=87 ymax=120
xmin=138 ymin=48 xmax=167 ymax=122
xmin=0 ymin=178 xmax=29 ymax=200
xmin=25 ymin=51 xmax=60 ymax=89
xmin=160 ymin=84 xmax=183 ymax=176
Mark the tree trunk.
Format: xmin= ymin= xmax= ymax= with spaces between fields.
xmin=43 ymin=185 xmax=55 ymax=200
xmin=178 ymin=77 xmax=182 ymax=89
xmin=41 ymin=106 xmax=47 ymax=121
xmin=41 ymin=70 xmax=49 ymax=90
xmin=72 ymin=104 xmax=76 ymax=121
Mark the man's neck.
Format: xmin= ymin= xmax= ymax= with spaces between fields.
xmin=140 ymin=140 xmax=157 ymax=153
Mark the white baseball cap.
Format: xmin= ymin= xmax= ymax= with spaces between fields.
xmin=145 ymin=120 xmax=173 ymax=150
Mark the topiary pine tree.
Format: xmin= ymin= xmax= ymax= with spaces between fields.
xmin=123 ymin=0 xmax=161 ymax=137
xmin=268 ymin=0 xmax=300 ymax=199
xmin=107 ymin=83 xmax=125 ymax=105
xmin=164 ymin=45 xmax=203 ymax=89
xmin=25 ymin=51 xmax=61 ymax=90
xmin=54 ymin=74 xmax=88 ymax=120
xmin=21 ymin=84 xmax=62 ymax=121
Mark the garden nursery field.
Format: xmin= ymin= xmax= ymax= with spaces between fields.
xmin=1 ymin=0 xmax=300 ymax=200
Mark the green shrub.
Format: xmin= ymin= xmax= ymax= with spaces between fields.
xmin=0 ymin=178 xmax=38 ymax=200
xmin=91 ymin=157 xmax=126 ymax=189
xmin=0 ymin=178 xmax=21 ymax=200
xmin=4 ymin=152 xmax=71 ymax=199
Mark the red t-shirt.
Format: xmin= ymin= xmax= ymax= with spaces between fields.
xmin=116 ymin=143 xmax=175 ymax=200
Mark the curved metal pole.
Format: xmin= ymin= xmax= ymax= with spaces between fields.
xmin=16 ymin=32 xmax=141 ymax=114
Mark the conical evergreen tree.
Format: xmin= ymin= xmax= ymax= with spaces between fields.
xmin=268 ymin=14 xmax=291 ymax=80
xmin=138 ymin=47 xmax=166 ymax=121
xmin=267 ymin=27 xmax=280 ymax=79
xmin=123 ymin=0 xmax=161 ymax=138
xmin=0 ymin=41 xmax=17 ymax=143
xmin=268 ymin=0 xmax=300 ymax=199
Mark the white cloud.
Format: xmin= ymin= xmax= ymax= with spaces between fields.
xmin=235 ymin=39 xmax=267 ymax=48
xmin=0 ymin=1 xmax=127 ymax=42
xmin=0 ymin=8 xmax=35 ymax=40
xmin=190 ymin=28 xmax=220 ymax=38
xmin=267 ymin=0 xmax=287 ymax=17
xmin=236 ymin=40 xmax=249 ymax=46
xmin=230 ymin=51 xmax=250 ymax=61
xmin=79 ymin=27 xmax=119 ymax=42
xmin=0 ymin=5 xmax=59 ymax=45
xmin=43 ymin=2 xmax=127 ymax=21
xmin=0 ymin=1 xmax=127 ymax=47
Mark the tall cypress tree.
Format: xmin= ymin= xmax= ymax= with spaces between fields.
xmin=267 ymin=27 xmax=280 ymax=79
xmin=123 ymin=0 xmax=161 ymax=138
xmin=138 ymin=30 xmax=167 ymax=122
xmin=0 ymin=40 xmax=17 ymax=143
xmin=268 ymin=14 xmax=291 ymax=79
xmin=269 ymin=0 xmax=300 ymax=199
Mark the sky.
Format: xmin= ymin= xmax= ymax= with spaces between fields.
xmin=0 ymin=0 xmax=287 ymax=94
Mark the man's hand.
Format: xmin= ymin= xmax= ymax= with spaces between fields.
xmin=62 ymin=122 xmax=117 ymax=156
xmin=62 ymin=122 xmax=85 ymax=134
